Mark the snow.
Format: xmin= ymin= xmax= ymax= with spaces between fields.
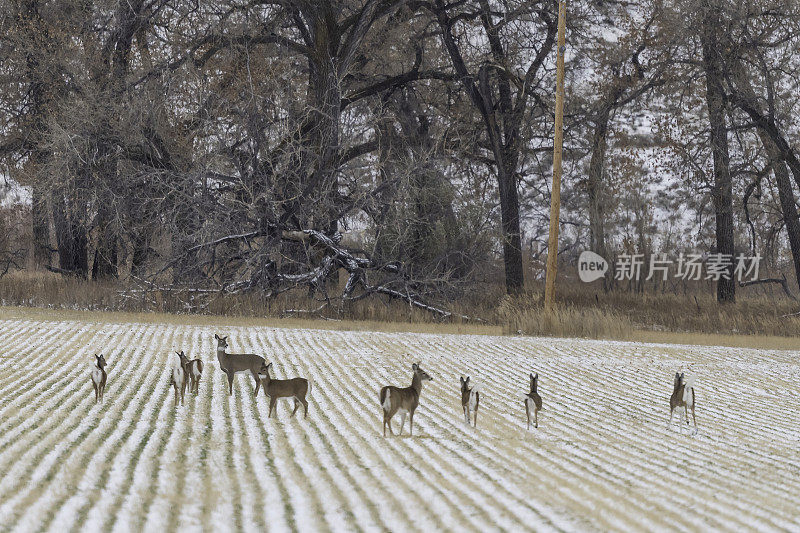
xmin=0 ymin=315 xmax=798 ymax=531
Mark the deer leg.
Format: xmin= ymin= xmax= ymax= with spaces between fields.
xmin=668 ymin=406 xmax=674 ymax=430
xmin=691 ymin=405 xmax=697 ymax=434
xmin=398 ymin=412 xmax=406 ymax=435
xmin=409 ymin=411 xmax=414 ymax=436
xmin=525 ymin=400 xmax=531 ymax=430
xmin=252 ymin=370 xmax=261 ymax=397
xmin=474 ymin=405 xmax=478 ymax=428
xmin=463 ymin=406 xmax=469 ymax=425
xmin=535 ymin=408 xmax=539 ymax=429
xmin=386 ymin=413 xmax=395 ymax=436
xmin=301 ymin=397 xmax=308 ymax=418
xmin=268 ymin=397 xmax=277 ymax=418
xmin=227 ymin=372 xmax=234 ymax=395
xmin=292 ymin=398 xmax=299 ymax=417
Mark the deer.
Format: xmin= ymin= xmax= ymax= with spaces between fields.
xmin=669 ymin=371 xmax=697 ymax=434
xmin=90 ymin=354 xmax=107 ymax=404
xmin=171 ymin=351 xmax=189 ymax=406
xmin=181 ymin=351 xmax=203 ymax=393
xmin=379 ymin=362 xmax=433 ymax=437
xmin=214 ymin=334 xmax=266 ymax=396
xmin=460 ymin=376 xmax=481 ymax=427
xmin=525 ymin=373 xmax=543 ymax=429
xmin=258 ymin=361 xmax=311 ymax=418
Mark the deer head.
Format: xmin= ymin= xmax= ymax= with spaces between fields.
xmin=176 ymin=350 xmax=189 ymax=367
xmin=412 ymin=362 xmax=433 ymax=382
xmin=214 ymin=334 xmax=228 ymax=351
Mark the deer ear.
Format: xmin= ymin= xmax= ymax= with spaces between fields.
xmin=412 ymin=363 xmax=418 ymax=370
xmin=460 ymin=376 xmax=465 ymax=384
xmin=214 ymin=334 xmax=219 ymax=340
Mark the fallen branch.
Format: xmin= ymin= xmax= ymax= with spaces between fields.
xmin=137 ymin=224 xmax=483 ymax=322
xmin=739 ymin=276 xmax=797 ymax=301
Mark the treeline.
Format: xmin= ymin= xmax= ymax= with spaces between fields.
xmin=1 ymin=0 xmax=799 ymax=314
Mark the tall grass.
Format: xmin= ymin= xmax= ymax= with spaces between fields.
xmin=496 ymin=297 xmax=634 ymax=339
xmin=2 ymin=270 xmax=800 ymax=340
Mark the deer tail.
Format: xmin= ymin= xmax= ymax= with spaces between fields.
xmin=683 ymin=375 xmax=696 ymax=403
xmin=381 ymin=388 xmax=391 ymax=411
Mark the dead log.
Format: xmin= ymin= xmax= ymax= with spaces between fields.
xmin=738 ymin=276 xmax=797 ymax=301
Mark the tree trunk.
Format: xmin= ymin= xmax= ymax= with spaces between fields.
xmin=701 ymin=7 xmax=736 ymax=303
xmin=587 ymin=107 xmax=612 ymax=290
xmin=725 ymin=56 xmax=800 ymax=293
xmin=766 ymin=142 xmax=800 ymax=293
xmin=497 ymin=164 xmax=525 ymax=293
xmin=92 ymin=204 xmax=118 ymax=280
xmin=52 ymin=191 xmax=88 ymax=278
xmin=31 ymin=182 xmax=50 ymax=268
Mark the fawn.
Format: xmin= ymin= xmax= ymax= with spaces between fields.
xmin=525 ymin=373 xmax=543 ymax=429
xmin=460 ymin=376 xmax=481 ymax=427
xmin=181 ymin=351 xmax=203 ymax=393
xmin=171 ymin=351 xmax=189 ymax=406
xmin=91 ymin=354 xmax=107 ymax=403
xmin=215 ymin=334 xmax=266 ymax=396
xmin=669 ymin=371 xmax=697 ymax=434
xmin=258 ymin=362 xmax=311 ymax=418
xmin=380 ymin=363 xmax=433 ymax=437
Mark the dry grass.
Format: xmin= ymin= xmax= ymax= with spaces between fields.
xmin=2 ymin=270 xmax=800 ymax=348
xmin=496 ymin=298 xmax=634 ymax=340
xmin=505 ymin=282 xmax=800 ymax=339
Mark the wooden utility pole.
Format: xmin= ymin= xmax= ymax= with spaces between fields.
xmin=544 ymin=0 xmax=567 ymax=311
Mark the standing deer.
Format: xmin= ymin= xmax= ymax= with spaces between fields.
xmin=460 ymin=376 xmax=481 ymax=427
xmin=525 ymin=373 xmax=543 ymax=429
xmin=171 ymin=351 xmax=189 ymax=406
xmin=669 ymin=372 xmax=697 ymax=434
xmin=258 ymin=362 xmax=311 ymax=418
xmin=182 ymin=351 xmax=203 ymax=393
xmin=214 ymin=334 xmax=266 ymax=396
xmin=90 ymin=354 xmax=107 ymax=404
xmin=380 ymin=363 xmax=433 ymax=437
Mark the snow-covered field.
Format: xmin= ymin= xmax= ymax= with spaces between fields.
xmin=0 ymin=316 xmax=799 ymax=532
